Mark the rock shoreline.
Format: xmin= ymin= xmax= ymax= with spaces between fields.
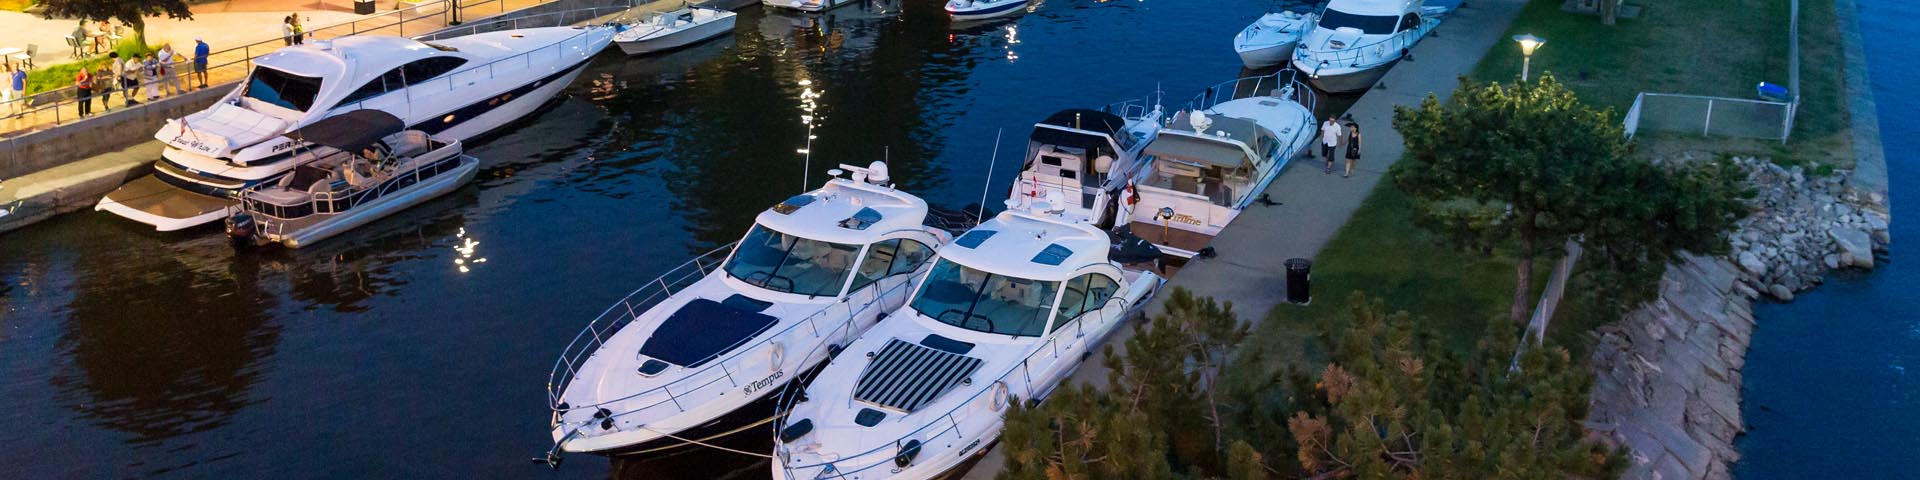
xmin=1585 ymin=157 xmax=1891 ymax=480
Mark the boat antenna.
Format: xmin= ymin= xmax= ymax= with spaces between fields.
xmin=977 ymin=128 xmax=1004 ymax=221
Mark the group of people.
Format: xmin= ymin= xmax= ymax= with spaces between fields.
xmin=71 ymin=20 xmax=120 ymax=56
xmin=1317 ymin=116 xmax=1364 ymax=178
xmin=66 ymin=38 xmax=211 ymax=119
xmin=282 ymin=14 xmax=308 ymax=46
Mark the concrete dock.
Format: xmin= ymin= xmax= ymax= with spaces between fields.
xmin=961 ymin=0 xmax=1530 ymax=476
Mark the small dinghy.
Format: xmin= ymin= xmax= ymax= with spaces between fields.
xmin=944 ymin=0 xmax=1027 ymax=22
xmin=614 ymin=4 xmax=738 ymax=55
xmin=771 ymin=203 xmax=1165 ymax=480
xmin=1233 ymin=10 xmax=1315 ymax=69
xmin=542 ymin=162 xmax=963 ymax=462
xmin=225 ymin=110 xmax=477 ymax=249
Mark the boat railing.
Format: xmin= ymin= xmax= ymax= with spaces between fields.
xmin=547 ymin=255 xmax=923 ymax=430
xmin=772 ymin=294 xmax=1142 ymax=479
xmin=1187 ymin=71 xmax=1319 ymax=118
xmin=1101 ymin=96 xmax=1158 ymax=123
xmin=1292 ymin=16 xmax=1440 ymax=71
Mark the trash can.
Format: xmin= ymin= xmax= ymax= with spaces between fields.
xmin=1756 ymin=82 xmax=1789 ymax=102
xmin=1285 ymin=258 xmax=1311 ymax=305
xmin=354 ymin=0 xmax=376 ymax=15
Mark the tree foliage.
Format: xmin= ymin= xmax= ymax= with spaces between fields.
xmin=39 ymin=0 xmax=193 ymax=45
xmin=1391 ymin=74 xmax=1746 ymax=324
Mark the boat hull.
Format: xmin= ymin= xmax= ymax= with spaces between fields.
xmin=946 ymin=0 xmax=1026 ymax=21
xmin=615 ymin=16 xmax=737 ymax=55
xmin=269 ymin=156 xmax=479 ymax=248
xmin=1301 ymin=58 xmax=1398 ymax=93
xmin=1235 ymin=41 xmax=1297 ymax=69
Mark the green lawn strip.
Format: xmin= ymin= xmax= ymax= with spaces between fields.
xmin=0 ymin=0 xmax=32 ymax=13
xmin=1470 ymin=0 xmax=1851 ymax=168
xmin=23 ymin=39 xmax=156 ymax=96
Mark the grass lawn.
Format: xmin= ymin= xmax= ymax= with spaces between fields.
xmin=1470 ymin=0 xmax=1852 ymax=168
xmin=22 ymin=39 xmax=155 ymax=95
xmin=0 ymin=0 xmax=31 ymax=13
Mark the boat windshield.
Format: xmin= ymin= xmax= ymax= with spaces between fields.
xmin=910 ymin=259 xmax=1059 ymax=337
xmin=243 ymin=66 xmax=323 ymax=112
xmin=722 ymin=224 xmax=860 ymax=297
xmin=1319 ymin=9 xmax=1400 ymax=35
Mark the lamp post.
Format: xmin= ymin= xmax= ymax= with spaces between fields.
xmin=1512 ymin=34 xmax=1545 ymax=82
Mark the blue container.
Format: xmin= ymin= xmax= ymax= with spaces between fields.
xmin=1757 ymin=82 xmax=1790 ymax=102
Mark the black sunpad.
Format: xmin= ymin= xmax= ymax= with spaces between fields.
xmin=639 ymin=298 xmax=779 ymax=368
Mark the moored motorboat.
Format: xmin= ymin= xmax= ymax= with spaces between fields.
xmin=1003 ymin=100 xmax=1162 ymax=230
xmin=1290 ymin=0 xmax=1440 ymax=93
xmin=943 ymin=0 xmax=1027 ymax=22
xmin=544 ymin=162 xmax=960 ymax=461
xmin=96 ymin=25 xmax=614 ymax=231
xmin=225 ymin=110 xmax=477 ymax=249
xmin=1234 ymin=10 xmax=1316 ymax=69
xmin=764 ymin=0 xmax=857 ymax=13
xmin=613 ymin=4 xmax=737 ymax=55
xmin=771 ymin=203 xmax=1163 ymax=480
xmin=1126 ymin=73 xmax=1317 ymax=258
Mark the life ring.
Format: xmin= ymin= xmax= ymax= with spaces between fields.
xmin=989 ymin=381 xmax=1009 ymax=411
xmin=769 ymin=341 xmax=786 ymax=367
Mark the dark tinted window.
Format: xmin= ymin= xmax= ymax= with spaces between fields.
xmin=1318 ymin=9 xmax=1400 ymax=35
xmin=243 ymin=67 xmax=323 ymax=111
xmin=1398 ymin=13 xmax=1422 ymax=32
xmin=341 ymin=67 xmax=407 ymax=105
xmin=402 ymin=57 xmax=469 ymax=86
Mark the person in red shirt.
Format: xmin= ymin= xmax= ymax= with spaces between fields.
xmin=74 ymin=68 xmax=92 ymax=117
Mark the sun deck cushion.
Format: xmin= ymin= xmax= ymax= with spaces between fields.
xmin=638 ymin=298 xmax=780 ymax=368
xmin=853 ymin=338 xmax=984 ymax=413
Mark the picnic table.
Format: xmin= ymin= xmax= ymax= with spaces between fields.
xmin=0 ymin=47 xmax=20 ymax=70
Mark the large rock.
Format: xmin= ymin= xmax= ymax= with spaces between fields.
xmin=1738 ymin=251 xmax=1766 ymax=276
xmin=1768 ymin=284 xmax=1795 ymax=302
xmin=1830 ymin=228 xmax=1874 ymax=269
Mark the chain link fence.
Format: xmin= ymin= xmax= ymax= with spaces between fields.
xmin=1624 ymin=93 xmax=1797 ymax=143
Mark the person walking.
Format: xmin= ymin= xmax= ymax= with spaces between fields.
xmin=1343 ymin=121 xmax=1362 ymax=178
xmin=192 ymin=37 xmax=210 ymax=89
xmin=121 ymin=54 xmax=142 ymax=106
xmin=3 ymin=65 xmax=19 ymax=117
xmin=74 ymin=68 xmax=92 ymax=117
xmin=141 ymin=55 xmax=160 ymax=101
xmin=1318 ymin=116 xmax=1341 ymax=174
xmin=157 ymin=44 xmax=182 ymax=95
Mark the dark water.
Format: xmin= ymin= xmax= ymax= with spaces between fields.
xmin=0 ymin=1 xmax=1330 ymax=477
xmin=1733 ymin=0 xmax=1920 ymax=477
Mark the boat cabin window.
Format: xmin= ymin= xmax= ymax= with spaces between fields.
xmin=910 ymin=259 xmax=1059 ymax=337
xmin=402 ymin=57 xmax=471 ymax=87
xmin=1398 ymin=13 xmax=1422 ymax=32
xmin=243 ymin=66 xmax=323 ymax=112
xmin=1318 ymin=9 xmax=1400 ymax=35
xmin=849 ymin=238 xmax=935 ymax=292
xmin=723 ymin=225 xmax=860 ymax=297
xmin=341 ymin=68 xmax=407 ymax=105
xmin=1052 ymin=273 xmax=1118 ymax=331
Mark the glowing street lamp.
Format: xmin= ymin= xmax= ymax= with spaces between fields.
xmin=1512 ymin=34 xmax=1545 ymax=82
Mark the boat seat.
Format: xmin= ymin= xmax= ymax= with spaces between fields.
xmin=381 ymin=131 xmax=433 ymax=158
xmin=250 ymin=187 xmax=312 ymax=206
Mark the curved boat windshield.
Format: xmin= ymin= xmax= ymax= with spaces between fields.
xmin=1319 ymin=9 xmax=1400 ymax=35
xmin=243 ymin=66 xmax=323 ymax=112
xmin=722 ymin=225 xmax=860 ymax=297
xmin=909 ymin=259 xmax=1059 ymax=337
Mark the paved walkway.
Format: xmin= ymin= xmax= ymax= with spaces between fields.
xmin=961 ymin=0 xmax=1530 ymax=476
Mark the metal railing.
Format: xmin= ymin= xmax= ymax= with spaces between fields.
xmin=0 ymin=0 xmax=602 ymax=136
xmin=1623 ymin=92 xmax=1798 ymax=143
xmin=1187 ymin=70 xmax=1319 ymax=117
xmin=771 ymin=292 xmax=1150 ymax=479
xmin=546 ymin=242 xmax=737 ymax=410
xmin=1292 ymin=17 xmax=1439 ymax=71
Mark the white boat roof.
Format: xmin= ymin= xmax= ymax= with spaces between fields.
xmin=1326 ymin=0 xmax=1422 ymax=16
xmin=753 ymin=176 xmax=929 ymax=245
xmin=936 ymin=210 xmax=1111 ymax=282
xmin=250 ymin=27 xmax=590 ymax=113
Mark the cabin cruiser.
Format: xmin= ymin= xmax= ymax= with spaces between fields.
xmin=613 ymin=4 xmax=737 ymax=55
xmin=224 ymin=111 xmax=476 ymax=249
xmin=544 ymin=162 xmax=957 ymax=460
xmin=944 ymin=0 xmax=1027 ymax=22
xmin=1004 ymin=102 xmax=1162 ymax=230
xmin=96 ymin=26 xmax=614 ymax=231
xmin=765 ymin=0 xmax=857 ymax=13
xmin=771 ymin=203 xmax=1164 ymax=480
xmin=1126 ymin=74 xmax=1317 ymax=258
xmin=1233 ymin=10 xmax=1316 ymax=69
xmin=1290 ymin=0 xmax=1439 ymax=93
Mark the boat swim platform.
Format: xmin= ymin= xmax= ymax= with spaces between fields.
xmin=960 ymin=0 xmax=1535 ymax=476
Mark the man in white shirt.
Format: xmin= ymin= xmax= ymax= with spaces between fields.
xmin=1320 ymin=116 xmax=1342 ymax=174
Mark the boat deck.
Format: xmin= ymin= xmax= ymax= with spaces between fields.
xmin=1127 ymin=221 xmax=1215 ymax=255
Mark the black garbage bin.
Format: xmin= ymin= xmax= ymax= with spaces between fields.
xmin=1285 ymin=258 xmax=1311 ymax=305
xmin=354 ymin=0 xmax=375 ymax=15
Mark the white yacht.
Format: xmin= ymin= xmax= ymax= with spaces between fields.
xmin=1233 ymin=10 xmax=1316 ymax=69
xmin=943 ymin=0 xmax=1027 ymax=22
xmin=1004 ymin=102 xmax=1162 ymax=230
xmin=544 ymin=163 xmax=957 ymax=460
xmin=772 ymin=203 xmax=1163 ymax=480
xmin=1290 ymin=0 xmax=1439 ymax=93
xmin=1125 ymin=74 xmax=1317 ymax=258
xmin=613 ymin=4 xmax=737 ymax=55
xmin=96 ymin=26 xmax=615 ymax=231
xmin=765 ymin=0 xmax=858 ymax=13
xmin=224 ymin=111 xmax=478 ymax=249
